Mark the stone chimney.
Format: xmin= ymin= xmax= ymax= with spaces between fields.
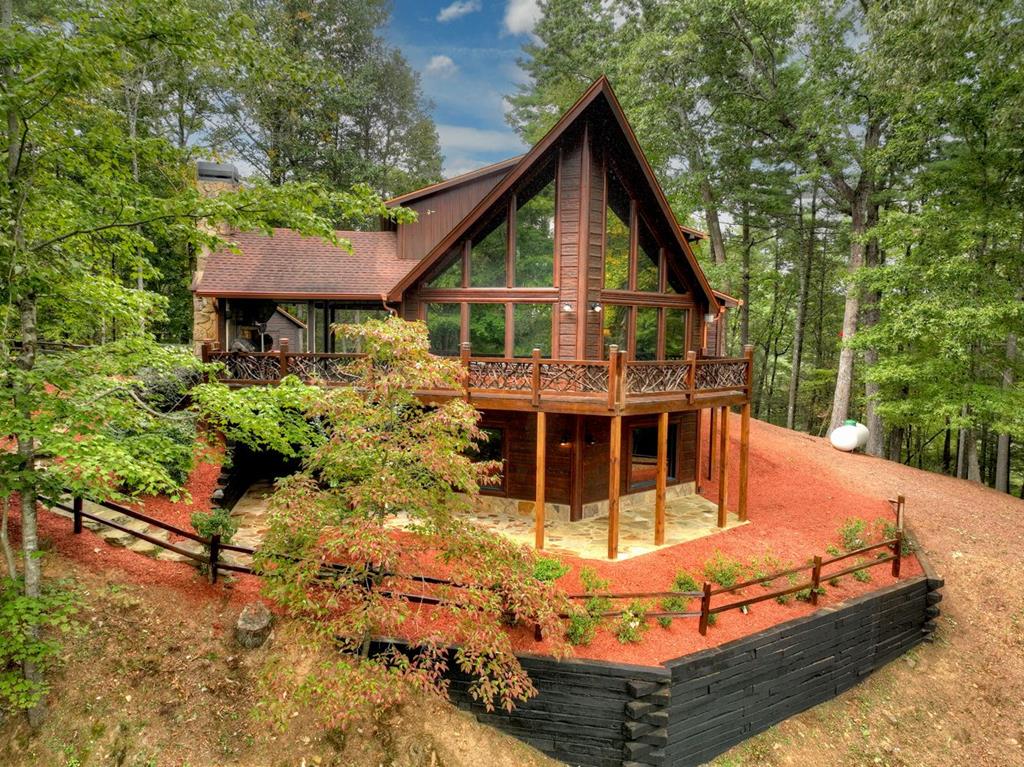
xmin=193 ymin=161 xmax=240 ymax=354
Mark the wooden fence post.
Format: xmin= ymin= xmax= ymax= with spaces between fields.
xmin=896 ymin=494 xmax=905 ymax=531
xmin=531 ymin=347 xmax=541 ymax=407
xmin=279 ymin=338 xmax=289 ymax=380
xmin=699 ymin=582 xmax=712 ymax=636
xmin=73 ymin=497 xmax=83 ymax=534
xmin=810 ymin=555 xmax=823 ymax=605
xmin=892 ymin=532 xmax=903 ymax=578
xmin=209 ymin=533 xmax=221 ymax=584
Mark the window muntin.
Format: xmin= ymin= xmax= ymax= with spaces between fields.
xmin=469 ymin=217 xmax=507 ymax=287
xmin=426 ymin=303 xmax=461 ymax=356
xmin=469 ymin=303 xmax=505 ymax=356
xmin=513 ymin=303 xmax=552 ymax=357
xmin=603 ymin=304 xmax=629 ymax=357
xmin=428 ymin=254 xmax=462 ymax=288
xmin=515 ymin=178 xmax=555 ymax=287
xmin=635 ymin=307 xmax=659 ymax=360
xmin=332 ymin=306 xmax=390 ymax=352
xmin=636 ymin=218 xmax=660 ymax=292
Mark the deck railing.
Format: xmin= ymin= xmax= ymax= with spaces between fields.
xmin=203 ymin=341 xmax=753 ymax=409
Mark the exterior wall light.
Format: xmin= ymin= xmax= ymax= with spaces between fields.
xmin=590 ymin=302 xmax=602 ymax=313
xmin=704 ymin=312 xmax=718 ymax=324
xmin=562 ymin=302 xmax=573 ymax=313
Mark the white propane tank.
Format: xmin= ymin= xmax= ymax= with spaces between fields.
xmin=853 ymin=421 xmax=870 ymax=449
xmin=829 ymin=420 xmax=860 ymax=452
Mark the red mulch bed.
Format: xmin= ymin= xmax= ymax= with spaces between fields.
xmin=13 ymin=412 xmax=923 ymax=668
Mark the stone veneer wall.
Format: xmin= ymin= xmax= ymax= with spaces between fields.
xmin=390 ymin=540 xmax=942 ymax=767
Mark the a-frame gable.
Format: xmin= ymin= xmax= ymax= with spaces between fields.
xmin=388 ymin=76 xmax=720 ymax=313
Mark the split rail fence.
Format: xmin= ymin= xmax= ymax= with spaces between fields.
xmin=42 ymin=493 xmax=906 ymax=639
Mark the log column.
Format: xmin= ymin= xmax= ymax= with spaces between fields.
xmin=739 ymin=402 xmax=751 ymax=522
xmin=655 ymin=411 xmax=668 ymax=546
xmin=535 ymin=411 xmax=546 ymax=550
xmin=608 ymin=414 xmax=622 ymax=559
xmin=717 ymin=405 xmax=729 ymax=528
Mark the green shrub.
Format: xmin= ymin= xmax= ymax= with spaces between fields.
xmin=825 ymin=544 xmax=842 ymax=557
xmin=585 ymin=595 xmax=612 ymax=617
xmin=657 ymin=615 xmax=673 ymax=629
xmin=853 ymin=561 xmax=872 ymax=583
xmin=661 ymin=595 xmax=689 ymax=613
xmin=579 ymin=566 xmax=610 ymax=593
xmin=877 ymin=521 xmax=915 ymax=554
xmin=838 ymin=518 xmax=868 ymax=551
xmin=566 ymin=612 xmax=597 ymax=646
xmin=776 ymin=573 xmax=800 ymax=605
xmin=532 ymin=556 xmax=569 ymax=582
xmin=191 ymin=507 xmax=239 ymax=572
xmin=706 ymin=612 xmax=718 ymax=627
xmin=828 ymin=576 xmax=842 ymax=587
xmin=615 ymin=601 xmax=649 ymax=644
xmin=672 ymin=570 xmax=700 ymax=593
xmin=0 ymin=577 xmax=80 ymax=713
xmin=703 ymin=551 xmax=745 ymax=588
xmin=795 ymin=586 xmax=826 ymax=603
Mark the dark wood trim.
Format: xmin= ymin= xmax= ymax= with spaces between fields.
xmin=416 ymin=288 xmax=559 ymax=303
xmin=718 ymin=405 xmax=729 ymax=527
xmin=608 ymin=414 xmax=622 ymax=560
xmin=655 ymin=411 xmax=668 ymax=546
xmin=576 ymin=123 xmax=592 ymax=361
xmin=628 ymin=198 xmax=639 ymax=291
xmin=535 ymin=411 xmax=546 ymax=550
xmin=570 ymin=415 xmax=585 ymax=521
xmin=600 ymin=289 xmax=695 ymax=308
xmin=506 ymin=196 xmax=516 ymax=289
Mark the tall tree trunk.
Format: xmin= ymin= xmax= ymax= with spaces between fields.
xmin=861 ymin=202 xmax=884 ymax=456
xmin=828 ymin=195 xmax=866 ymax=433
xmin=966 ymin=427 xmax=982 ymax=483
xmin=787 ymin=187 xmax=815 ymax=430
xmin=740 ymin=201 xmax=751 ymax=347
xmin=688 ymin=149 xmax=727 ymax=265
xmin=942 ymin=419 xmax=952 ymax=475
xmin=995 ymin=332 xmax=1016 ymax=492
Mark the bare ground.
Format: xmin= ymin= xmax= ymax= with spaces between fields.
xmin=710 ymin=417 xmax=1024 ymax=767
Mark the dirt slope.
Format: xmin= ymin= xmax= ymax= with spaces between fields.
xmin=710 ymin=415 xmax=1024 ymax=767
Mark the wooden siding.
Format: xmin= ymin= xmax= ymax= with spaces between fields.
xmin=556 ymin=140 xmax=583 ymax=357
xmin=481 ymin=410 xmax=698 ymax=505
xmin=585 ymin=137 xmax=606 ymax=359
xmin=397 ymin=171 xmax=506 ymax=262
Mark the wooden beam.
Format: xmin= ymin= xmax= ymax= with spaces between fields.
xmin=535 ymin=411 xmax=546 ymax=550
xmin=570 ymin=415 xmax=585 ymax=521
xmin=717 ymin=406 xmax=729 ymax=528
xmin=608 ymin=414 xmax=622 ymax=559
xmin=655 ymin=411 xmax=668 ymax=546
xmin=739 ymin=402 xmax=751 ymax=522
xmin=694 ymin=407 xmax=704 ymax=493
xmin=707 ymin=406 xmax=717 ymax=481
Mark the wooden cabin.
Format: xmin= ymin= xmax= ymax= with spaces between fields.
xmin=192 ymin=77 xmax=751 ymax=558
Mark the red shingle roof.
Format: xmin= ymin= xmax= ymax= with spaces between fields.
xmin=193 ymin=228 xmax=410 ymax=299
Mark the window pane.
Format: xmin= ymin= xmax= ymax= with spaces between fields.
xmin=470 ymin=217 xmax=507 ymax=287
xmin=312 ymin=303 xmax=326 ymax=352
xmin=332 ymin=306 xmax=390 ymax=353
xmin=427 ymin=253 xmax=462 ymax=288
xmin=515 ymin=180 xmax=555 ymax=287
xmin=513 ymin=303 xmax=552 ymax=357
xmin=604 ymin=172 xmax=630 ymax=290
xmin=665 ymin=309 xmax=687 ymax=359
xmin=469 ymin=303 xmax=505 ymax=356
xmin=603 ymin=304 xmax=629 ymax=357
xmin=635 ymin=307 xmax=658 ymax=360
xmin=629 ymin=423 xmax=678 ymax=488
xmin=637 ymin=219 xmax=660 ymax=291
xmin=426 ymin=303 xmax=461 ymax=356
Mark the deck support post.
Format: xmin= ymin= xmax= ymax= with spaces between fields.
xmin=717 ymin=405 xmax=729 ymax=528
xmin=739 ymin=402 xmax=750 ymax=522
xmin=535 ymin=411 xmax=546 ymax=550
xmin=655 ymin=411 xmax=668 ymax=546
xmin=608 ymin=414 xmax=622 ymax=559
xmin=707 ymin=406 xmax=717 ymax=481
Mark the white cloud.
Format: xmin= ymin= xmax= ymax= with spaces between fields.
xmin=437 ymin=0 xmax=481 ymax=22
xmin=503 ymin=0 xmax=541 ymax=36
xmin=424 ymin=54 xmax=458 ymax=78
xmin=436 ymin=124 xmax=527 ymax=155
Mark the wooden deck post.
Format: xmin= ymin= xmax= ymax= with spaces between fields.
xmin=72 ymin=497 xmax=83 ymax=534
xmin=460 ymin=342 xmax=471 ymax=395
xmin=608 ymin=414 xmax=622 ymax=559
xmin=685 ymin=350 xmax=697 ymax=405
xmin=535 ymin=411 xmax=546 ymax=550
xmin=739 ymin=401 xmax=751 ymax=522
xmin=279 ymin=338 xmax=289 ymax=380
xmin=531 ymin=347 xmax=541 ymax=407
xmin=607 ymin=345 xmax=619 ymax=410
xmin=655 ymin=411 xmax=668 ymax=546
xmin=707 ymin=406 xmax=717 ymax=481
xmin=717 ymin=405 xmax=729 ymax=528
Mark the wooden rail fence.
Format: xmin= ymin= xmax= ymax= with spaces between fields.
xmin=42 ymin=494 xmax=904 ymax=640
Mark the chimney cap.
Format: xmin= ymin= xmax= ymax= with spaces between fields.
xmin=196 ymin=161 xmax=240 ymax=184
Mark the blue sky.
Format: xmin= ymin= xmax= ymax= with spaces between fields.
xmin=384 ymin=1 xmax=541 ymax=178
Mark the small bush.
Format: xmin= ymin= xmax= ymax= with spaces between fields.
xmin=877 ymin=521 xmax=915 ymax=554
xmin=661 ymin=595 xmax=689 ymax=614
xmin=776 ymin=573 xmax=799 ymax=605
xmin=853 ymin=561 xmax=872 ymax=583
xmin=192 ymin=507 xmax=239 ymax=572
xmin=673 ymin=570 xmax=700 ymax=593
xmin=566 ymin=612 xmax=597 ymax=646
xmin=828 ymin=576 xmax=842 ymax=587
xmin=532 ymin=556 xmax=569 ymax=582
xmin=703 ymin=551 xmax=745 ymax=588
xmin=584 ymin=594 xmax=611 ymax=617
xmin=706 ymin=612 xmax=718 ymax=627
xmin=657 ymin=615 xmax=673 ymax=629
xmin=825 ymin=544 xmax=842 ymax=557
xmin=838 ymin=518 xmax=868 ymax=551
xmin=795 ymin=586 xmax=826 ymax=603
xmin=579 ymin=566 xmax=610 ymax=593
xmin=615 ymin=600 xmax=649 ymax=644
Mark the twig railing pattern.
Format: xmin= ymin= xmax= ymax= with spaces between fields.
xmin=203 ymin=340 xmax=753 ymax=410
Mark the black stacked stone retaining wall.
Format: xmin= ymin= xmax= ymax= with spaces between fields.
xmin=442 ymin=567 xmax=942 ymax=766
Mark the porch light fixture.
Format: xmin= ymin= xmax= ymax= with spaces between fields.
xmin=559 ymin=433 xmax=572 ymax=448
xmin=562 ymin=302 xmax=573 ymax=313
xmin=704 ymin=312 xmax=718 ymax=324
xmin=590 ymin=302 xmax=603 ymax=313
xmin=585 ymin=433 xmax=597 ymax=446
